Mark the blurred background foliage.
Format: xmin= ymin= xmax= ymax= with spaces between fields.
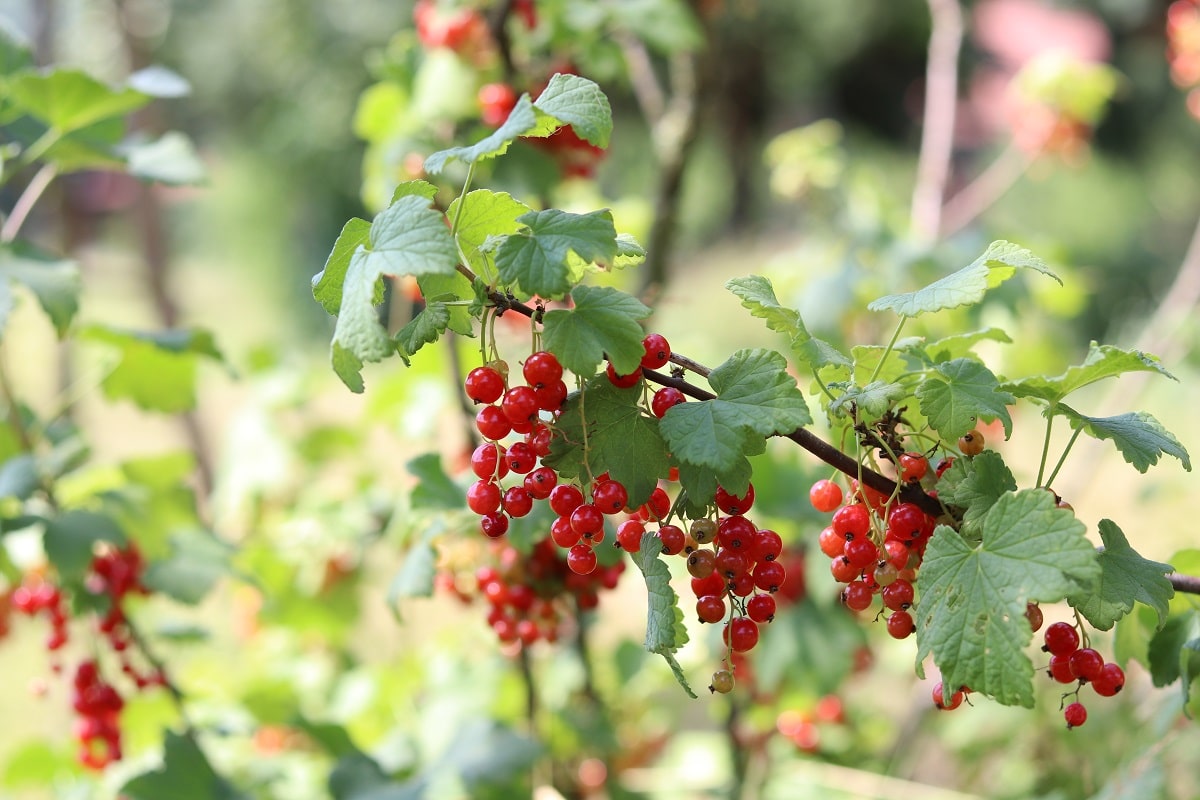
xmin=1 ymin=0 xmax=1199 ymax=798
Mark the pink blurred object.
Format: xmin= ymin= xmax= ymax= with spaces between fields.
xmin=973 ymin=0 xmax=1110 ymax=67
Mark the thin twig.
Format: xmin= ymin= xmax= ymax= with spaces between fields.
xmin=939 ymin=143 xmax=1034 ymax=239
xmin=910 ymin=0 xmax=963 ymax=243
xmin=616 ymin=31 xmax=666 ymax=125
xmin=1 ymin=164 xmax=58 ymax=242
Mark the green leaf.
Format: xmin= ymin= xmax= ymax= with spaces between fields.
xmin=868 ymin=240 xmax=1060 ymax=318
xmin=1 ymin=740 xmax=72 ymax=790
xmin=531 ymin=73 xmax=613 ymax=148
xmin=1067 ymin=520 xmax=1174 ymax=631
xmin=659 ymin=349 xmax=810 ymax=495
xmin=0 ymin=454 xmax=38 ymax=501
xmin=447 ymin=190 xmax=530 ymax=275
xmin=827 ymin=380 xmax=905 ymax=419
xmin=43 ymin=510 xmax=126 ymax=582
xmin=388 ymin=541 xmax=438 ymax=608
xmin=915 ymin=489 xmax=1099 ymax=707
xmin=1003 ymin=342 xmax=1176 ymax=404
xmin=0 ymin=20 xmax=34 ymax=77
xmin=7 ymin=67 xmax=150 ymax=133
xmin=395 ymin=303 xmax=451 ymax=365
xmin=495 ymin=209 xmax=618 ymax=299
xmin=725 ymin=275 xmax=851 ymax=371
xmin=121 ymin=731 xmax=247 ymax=800
xmin=1147 ymin=609 xmax=1200 ymax=706
xmin=0 ymin=243 xmax=81 ymax=337
xmin=359 ymin=192 xmax=460 ymax=280
xmin=916 ymin=358 xmax=1014 ymax=440
xmin=629 ymin=531 xmax=697 ymax=698
xmin=329 ymin=193 xmax=459 ymax=390
xmin=329 ymin=753 xmax=393 ymax=800
xmin=614 ymin=233 xmax=646 ymax=267
xmin=142 ymin=532 xmax=232 ymax=605
xmin=907 ymin=328 xmax=1013 ymax=364
xmin=540 ymin=285 xmax=650 ymax=376
xmin=418 ymin=271 xmax=477 ymax=335
xmin=934 ymin=451 xmax=1017 ymax=531
xmin=313 ymin=218 xmax=373 ymax=316
xmin=81 ymin=326 xmax=224 ymax=412
xmin=1057 ymin=406 xmax=1191 ymax=473
xmin=424 ymin=94 xmax=541 ymax=174
xmin=408 ymin=453 xmax=463 ymax=510
xmin=542 ymin=378 xmax=670 ymax=507
xmin=123 ymin=131 xmax=207 ymax=185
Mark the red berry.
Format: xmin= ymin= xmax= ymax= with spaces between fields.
xmin=504 ymin=441 xmax=536 ymax=474
xmin=502 ymin=487 xmax=534 ymax=518
xmin=717 ymin=515 xmax=756 ymax=550
xmin=841 ymin=580 xmax=873 ymax=611
xmin=651 ymin=387 xmax=686 ymax=418
xmin=616 ymin=519 xmax=645 ymax=552
xmin=549 ymin=484 xmax=585 ymax=517
xmin=1064 ymin=701 xmax=1087 ymax=729
xmin=523 ymin=466 xmax=558 ymax=499
xmin=881 ymin=578 xmax=914 ymax=610
xmin=723 ymin=617 xmax=759 ymax=652
xmin=843 ymin=537 xmax=878 ymax=570
xmin=1043 ymin=622 xmax=1080 ymax=656
xmin=715 ymin=548 xmax=751 ymax=580
xmin=932 ymin=681 xmax=964 ymax=710
xmin=478 ymin=83 xmax=518 ymax=127
xmin=898 ymin=452 xmax=929 ymax=482
xmin=640 ymin=333 xmax=671 ymax=370
xmin=1047 ymin=653 xmax=1077 ymax=684
xmin=832 ymin=504 xmax=871 ymax=539
xmin=809 ymin=479 xmax=843 ymax=513
xmin=818 ymin=526 xmax=845 ymax=558
xmin=467 ymin=480 xmax=502 ymax=515
xmin=480 ymin=512 xmax=509 ymax=538
xmin=501 ymin=386 xmax=539 ymax=426
xmin=465 ymin=366 xmax=505 ymax=404
xmin=605 ymin=362 xmax=642 ymax=388
xmin=471 ymin=443 xmax=509 ymax=480
xmin=592 ymin=479 xmax=629 ymax=515
xmin=752 ymin=560 xmax=786 ymax=593
xmin=637 ymin=487 xmax=671 ymax=521
xmin=830 ymin=557 xmax=860 ymax=583
xmin=566 ymin=544 xmax=598 ymax=575
xmin=551 ymin=516 xmax=581 ymax=548
xmin=475 ymin=405 xmax=512 ymax=440
xmin=746 ymin=593 xmax=776 ymax=623
xmin=696 ymin=594 xmax=726 ymax=624
xmin=569 ymin=504 xmax=604 ymax=537
xmin=750 ymin=529 xmax=783 ymax=563
xmin=886 ymin=610 xmax=915 ymax=639
xmin=885 ymin=503 xmax=927 ymax=542
xmin=657 ymin=524 xmax=686 ymax=555
xmin=687 ymin=549 xmax=716 ymax=578
xmin=1092 ymin=662 xmax=1125 ymax=697
xmin=691 ymin=572 xmax=727 ymax=599
xmin=715 ymin=483 xmax=754 ymax=515
xmin=1068 ymin=648 xmax=1105 ymax=683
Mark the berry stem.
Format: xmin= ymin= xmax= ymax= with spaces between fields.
xmin=1036 ymin=409 xmax=1055 ymax=488
xmin=868 ymin=317 xmax=907 ymax=385
xmin=1043 ymin=427 xmax=1083 ymax=491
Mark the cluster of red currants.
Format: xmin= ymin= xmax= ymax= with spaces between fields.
xmin=413 ymin=0 xmax=490 ymax=54
xmin=1167 ymin=0 xmax=1200 ymax=120
xmin=810 ymin=450 xmax=946 ymax=641
xmin=465 ymin=335 xmax=674 ymax=576
xmin=7 ymin=544 xmax=164 ymax=769
xmin=440 ymin=538 xmax=624 ymax=649
xmin=1038 ymin=618 xmax=1125 ymax=729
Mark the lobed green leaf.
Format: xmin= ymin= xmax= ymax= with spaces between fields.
xmin=531 ymin=73 xmax=613 ymax=148
xmin=540 ymin=284 xmax=650 ymax=376
xmin=1067 ymin=520 xmax=1174 ymax=631
xmin=1003 ymin=342 xmax=1176 ymax=404
xmin=423 ymin=94 xmax=542 ymax=174
xmin=869 ymin=240 xmax=1060 ymax=318
xmin=934 ymin=451 xmax=1017 ymax=532
xmin=121 ymin=731 xmax=246 ymax=800
xmin=6 ymin=67 xmax=150 ymax=133
xmin=447 ymin=189 xmax=530 ymax=277
xmin=0 ymin=243 xmax=81 ymax=338
xmin=915 ymin=489 xmax=1098 ymax=707
xmin=495 ymin=209 xmax=618 ymax=299
xmin=629 ymin=530 xmax=697 ymax=698
xmin=1057 ymin=406 xmax=1191 ymax=473
xmin=81 ymin=325 xmax=224 ymax=412
xmin=44 ymin=511 xmax=127 ymax=583
xmin=916 ymin=358 xmax=1014 ymax=441
xmin=725 ymin=275 xmax=851 ymax=372
xmin=312 ymin=218 xmax=373 ymax=316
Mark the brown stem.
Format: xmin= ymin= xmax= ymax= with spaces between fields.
xmin=486 ymin=0 xmax=517 ymax=84
xmin=910 ymin=0 xmax=963 ymax=243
